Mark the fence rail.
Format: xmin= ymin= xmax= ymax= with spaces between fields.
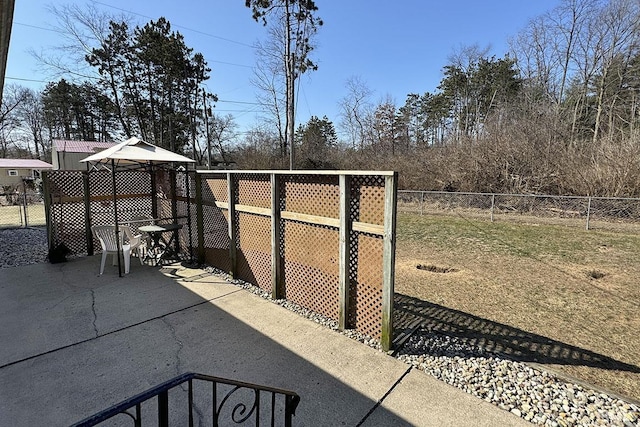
xmin=398 ymin=190 xmax=640 ymax=231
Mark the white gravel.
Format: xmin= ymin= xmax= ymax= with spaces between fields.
xmin=398 ymin=328 xmax=640 ymax=427
xmin=0 ymin=227 xmax=48 ymax=268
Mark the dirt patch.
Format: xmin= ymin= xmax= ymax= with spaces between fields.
xmin=586 ymin=269 xmax=606 ymax=280
xmin=416 ymin=264 xmax=458 ymax=273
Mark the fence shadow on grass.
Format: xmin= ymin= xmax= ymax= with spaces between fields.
xmin=393 ymin=293 xmax=640 ymax=373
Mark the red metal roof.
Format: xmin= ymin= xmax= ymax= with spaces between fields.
xmin=52 ymin=140 xmax=116 ymax=153
xmin=0 ymin=159 xmax=53 ymax=169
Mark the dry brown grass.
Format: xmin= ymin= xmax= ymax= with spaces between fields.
xmin=395 ymin=213 xmax=640 ymax=401
xmin=0 ymin=204 xmax=46 ymax=228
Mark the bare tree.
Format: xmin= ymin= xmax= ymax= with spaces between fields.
xmin=32 ymin=3 xmax=131 ymax=81
xmin=245 ymin=0 xmax=323 ymax=169
xmin=251 ymin=25 xmax=286 ymax=154
xmin=0 ymin=84 xmax=27 ymax=157
xmin=338 ymin=76 xmax=374 ymax=149
xmin=207 ymin=113 xmax=239 ymax=165
xmin=16 ymin=88 xmax=48 ymax=160
xmin=590 ymin=0 xmax=640 ymax=142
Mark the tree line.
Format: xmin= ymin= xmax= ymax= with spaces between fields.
xmin=2 ymin=0 xmax=640 ymax=196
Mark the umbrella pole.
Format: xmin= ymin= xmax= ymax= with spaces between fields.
xmin=111 ymin=159 xmax=122 ymax=277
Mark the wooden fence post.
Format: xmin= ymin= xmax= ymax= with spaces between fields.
xmin=42 ymin=171 xmax=53 ymax=251
xmin=227 ymin=172 xmax=238 ymax=278
xmin=195 ymin=173 xmax=205 ymax=264
xmin=271 ymin=174 xmax=283 ymax=299
xmin=381 ymin=172 xmax=398 ymax=351
xmin=338 ymin=174 xmax=351 ymax=330
xmin=83 ymin=171 xmax=94 ymax=256
xmin=490 ymin=193 xmax=495 ymax=223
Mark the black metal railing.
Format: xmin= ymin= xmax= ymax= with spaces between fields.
xmin=71 ymin=372 xmax=300 ymax=427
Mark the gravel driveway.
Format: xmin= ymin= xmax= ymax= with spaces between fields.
xmin=0 ymin=227 xmax=48 ymax=268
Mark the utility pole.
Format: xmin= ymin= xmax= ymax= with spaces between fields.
xmin=202 ymin=90 xmax=211 ymax=169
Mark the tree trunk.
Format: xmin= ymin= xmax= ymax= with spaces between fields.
xmin=593 ymin=66 xmax=608 ymax=143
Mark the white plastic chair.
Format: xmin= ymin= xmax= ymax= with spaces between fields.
xmin=122 ymin=226 xmax=145 ymax=263
xmin=92 ymin=225 xmax=131 ymax=275
xmin=131 ymin=215 xmax=155 ymax=252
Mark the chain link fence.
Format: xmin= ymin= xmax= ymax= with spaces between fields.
xmin=0 ymin=191 xmax=46 ymax=229
xmin=398 ymin=190 xmax=640 ymax=232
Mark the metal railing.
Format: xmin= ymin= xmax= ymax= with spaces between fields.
xmin=71 ymin=372 xmax=300 ymax=427
xmin=0 ymin=191 xmax=46 ymax=228
xmin=398 ymin=190 xmax=640 ymax=231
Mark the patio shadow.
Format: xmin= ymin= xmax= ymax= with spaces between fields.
xmin=393 ymin=293 xmax=640 ymax=373
xmin=0 ymin=258 xmax=414 ymax=426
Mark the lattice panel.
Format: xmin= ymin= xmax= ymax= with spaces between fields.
xmin=157 ymin=200 xmax=174 ymax=221
xmin=200 ymin=174 xmax=232 ymax=272
xmin=88 ymin=170 xmax=156 ymax=254
xmin=283 ymin=221 xmax=340 ymax=320
xmin=351 ymin=175 xmax=386 ymax=225
xmin=47 ymin=171 xmax=87 ymax=255
xmin=236 ymin=212 xmax=272 ymax=292
xmin=115 ymin=171 xmax=151 ymax=195
xmin=50 ymin=201 xmax=87 ymax=255
xmin=237 ymin=174 xmax=271 ymax=209
xmin=282 ymin=175 xmax=340 ymax=218
xmin=48 ymin=170 xmax=84 ymax=198
xmin=202 ymin=205 xmax=231 ymax=272
xmin=87 ymin=170 xmax=113 ymax=197
xmin=173 ymin=172 xmax=195 ymax=260
xmin=351 ymin=281 xmax=383 ymax=340
xmin=203 ymin=176 xmax=228 ymax=203
xmin=348 ymin=232 xmax=384 ymax=340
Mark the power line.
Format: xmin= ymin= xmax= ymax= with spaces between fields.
xmin=209 ymin=60 xmax=253 ymax=69
xmin=14 ymin=21 xmax=254 ymax=71
xmin=217 ymin=99 xmax=263 ymax=105
xmin=90 ymin=0 xmax=255 ymax=48
xmin=214 ymin=109 xmax=268 ymax=113
xmin=5 ymin=76 xmax=48 ymax=83
xmin=14 ymin=22 xmax=62 ymax=33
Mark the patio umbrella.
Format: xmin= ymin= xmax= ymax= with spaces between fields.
xmin=81 ymin=137 xmax=195 ymax=276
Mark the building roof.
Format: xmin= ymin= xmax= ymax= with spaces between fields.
xmin=53 ymin=140 xmax=116 ymax=153
xmin=0 ymin=159 xmax=53 ymax=169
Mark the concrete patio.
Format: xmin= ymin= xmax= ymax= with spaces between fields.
xmin=0 ymin=256 xmax=531 ymax=426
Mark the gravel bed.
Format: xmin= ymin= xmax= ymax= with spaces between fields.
xmin=205 ymin=265 xmax=639 ymax=427
xmin=0 ymin=227 xmax=49 ymax=268
xmin=399 ymin=328 xmax=640 ymax=427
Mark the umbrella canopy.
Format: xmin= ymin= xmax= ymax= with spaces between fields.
xmin=80 ymin=137 xmax=195 ymax=166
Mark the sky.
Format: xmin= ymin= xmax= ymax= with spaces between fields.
xmin=5 ymin=0 xmax=561 ymax=136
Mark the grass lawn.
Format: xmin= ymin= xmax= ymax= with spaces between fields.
xmin=395 ymin=213 xmax=640 ymax=401
xmin=0 ymin=204 xmax=46 ymax=228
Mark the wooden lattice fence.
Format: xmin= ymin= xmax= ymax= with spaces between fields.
xmin=44 ymin=170 xmax=398 ymax=350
